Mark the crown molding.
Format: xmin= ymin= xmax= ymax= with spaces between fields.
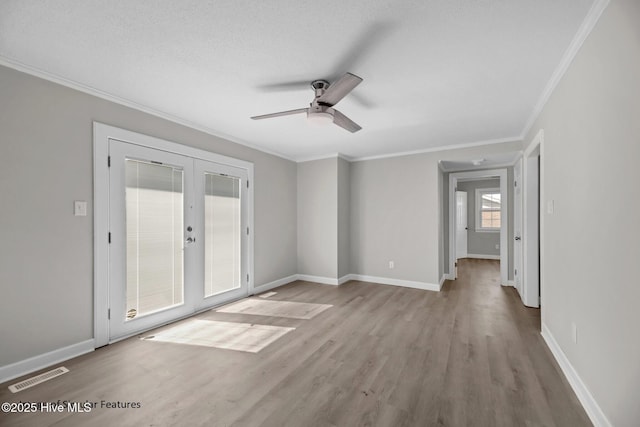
xmin=520 ymin=0 xmax=611 ymax=139
xmin=0 ymin=56 xmax=297 ymax=162
xmin=296 ymin=152 xmax=354 ymax=163
xmin=350 ymin=137 xmax=522 ymax=162
xmin=2 ymin=0 xmax=611 ymax=168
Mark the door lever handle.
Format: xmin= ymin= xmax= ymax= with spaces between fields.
xmin=515 ymin=236 xmax=521 ymax=241
xmin=186 ymin=237 xmax=196 ymax=244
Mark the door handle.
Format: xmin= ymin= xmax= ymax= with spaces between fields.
xmin=515 ymin=236 xmax=521 ymax=241
xmin=186 ymin=237 xmax=196 ymax=244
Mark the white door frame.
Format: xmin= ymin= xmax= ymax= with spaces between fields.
xmin=522 ymin=129 xmax=544 ymax=308
xmin=513 ymin=158 xmax=523 ymax=296
xmin=448 ymin=168 xmax=508 ymax=284
xmin=93 ymin=122 xmax=254 ymax=347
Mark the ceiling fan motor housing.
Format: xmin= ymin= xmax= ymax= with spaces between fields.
xmin=307 ymin=104 xmax=335 ymax=124
xmin=311 ymin=80 xmax=330 ymax=98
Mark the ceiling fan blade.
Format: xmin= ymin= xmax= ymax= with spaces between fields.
xmin=330 ymin=22 xmax=395 ymax=81
xmin=333 ymin=109 xmax=362 ymax=133
xmin=317 ymin=73 xmax=363 ymax=106
xmin=251 ymin=108 xmax=308 ymax=120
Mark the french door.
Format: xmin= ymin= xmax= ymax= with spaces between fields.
xmin=108 ymin=140 xmax=248 ymax=340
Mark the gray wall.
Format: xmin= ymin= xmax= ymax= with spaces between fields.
xmin=350 ymin=142 xmax=521 ymax=285
xmin=297 ymin=157 xmax=350 ymax=280
xmin=523 ymin=0 xmax=640 ymax=425
xmin=297 ymin=158 xmax=338 ymax=278
xmin=337 ymin=158 xmax=350 ymax=278
xmin=0 ymin=65 xmax=298 ymax=367
xmin=457 ymin=179 xmax=500 ymax=256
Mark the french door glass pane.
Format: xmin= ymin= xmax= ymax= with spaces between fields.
xmin=125 ymin=159 xmax=184 ymax=320
xmin=204 ymin=173 xmax=241 ymax=297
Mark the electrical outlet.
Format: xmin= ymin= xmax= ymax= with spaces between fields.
xmin=571 ymin=322 xmax=578 ymax=344
xmin=495 ymin=244 xmax=499 ymax=249
xmin=388 ymin=261 xmax=395 ymax=269
xmin=547 ymin=200 xmax=555 ymax=214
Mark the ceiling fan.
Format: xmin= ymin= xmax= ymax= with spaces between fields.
xmin=251 ymin=73 xmax=363 ymax=133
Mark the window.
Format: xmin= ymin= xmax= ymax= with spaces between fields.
xmin=476 ymin=188 xmax=501 ymax=231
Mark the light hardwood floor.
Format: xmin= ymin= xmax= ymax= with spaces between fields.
xmin=0 ymin=259 xmax=591 ymax=426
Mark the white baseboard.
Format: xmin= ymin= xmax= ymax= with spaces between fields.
xmin=297 ymin=274 xmax=340 ymax=286
xmin=444 ymin=273 xmax=455 ymax=281
xmin=338 ymin=274 xmax=353 ymax=285
xmin=541 ymin=324 xmax=612 ymax=427
xmin=348 ymin=274 xmax=441 ymax=292
xmin=256 ymin=273 xmax=443 ymax=291
xmin=465 ymin=254 xmax=501 ymax=260
xmin=0 ymin=339 xmax=94 ymax=384
xmin=439 ymin=275 xmax=447 ymax=288
xmin=252 ymin=274 xmax=298 ymax=295
xmin=504 ymin=280 xmax=515 ymax=287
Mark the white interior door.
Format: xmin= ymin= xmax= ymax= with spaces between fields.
xmin=108 ymin=140 xmax=249 ymax=341
xmin=455 ymin=191 xmax=468 ymax=260
xmin=514 ymin=159 xmax=523 ymax=295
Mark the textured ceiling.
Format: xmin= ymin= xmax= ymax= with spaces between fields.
xmin=0 ymin=0 xmax=596 ymax=161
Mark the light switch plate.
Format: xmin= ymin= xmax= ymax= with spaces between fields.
xmin=74 ymin=201 xmax=87 ymax=216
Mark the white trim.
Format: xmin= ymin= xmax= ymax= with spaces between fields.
xmin=465 ymin=254 xmax=501 ymax=260
xmin=520 ymin=0 xmax=611 ymax=138
xmin=0 ymin=56 xmax=295 ymax=162
xmin=93 ymin=124 xmax=110 ymax=348
xmin=296 ymin=274 xmax=341 ymax=286
xmin=541 ymin=324 xmax=612 ymax=427
xmin=348 ymin=274 xmax=441 ymax=292
xmin=0 ymin=340 xmax=94 ymax=384
xmin=444 ymin=273 xmax=455 ymax=281
xmin=504 ymin=280 xmax=515 ymax=287
xmin=0 ymin=0 xmax=610 ymax=168
xmin=0 ymin=55 xmax=522 ymax=165
xmin=296 ymin=152 xmax=354 ymax=163
xmin=251 ymin=275 xmax=298 ymax=295
xmin=338 ymin=274 xmax=353 ymax=285
xmin=439 ymin=275 xmax=447 ymax=287
xmin=439 ymin=160 xmax=519 ymax=173
xmin=93 ymin=122 xmax=254 ymax=347
xmin=351 ymin=137 xmax=521 ymax=162
xmin=448 ymin=169 xmax=509 ymax=284
xmin=522 ymin=130 xmax=543 ymax=308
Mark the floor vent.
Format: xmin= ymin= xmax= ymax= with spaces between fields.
xmin=8 ymin=367 xmax=69 ymax=393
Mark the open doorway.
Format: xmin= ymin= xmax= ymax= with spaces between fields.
xmin=448 ymin=169 xmax=509 ymax=285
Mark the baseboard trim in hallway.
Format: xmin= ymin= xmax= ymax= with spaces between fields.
xmin=541 ymin=323 xmax=612 ymax=427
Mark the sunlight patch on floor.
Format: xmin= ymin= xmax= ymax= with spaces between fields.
xmin=217 ymin=299 xmax=332 ymax=319
xmin=147 ymin=319 xmax=294 ymax=353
